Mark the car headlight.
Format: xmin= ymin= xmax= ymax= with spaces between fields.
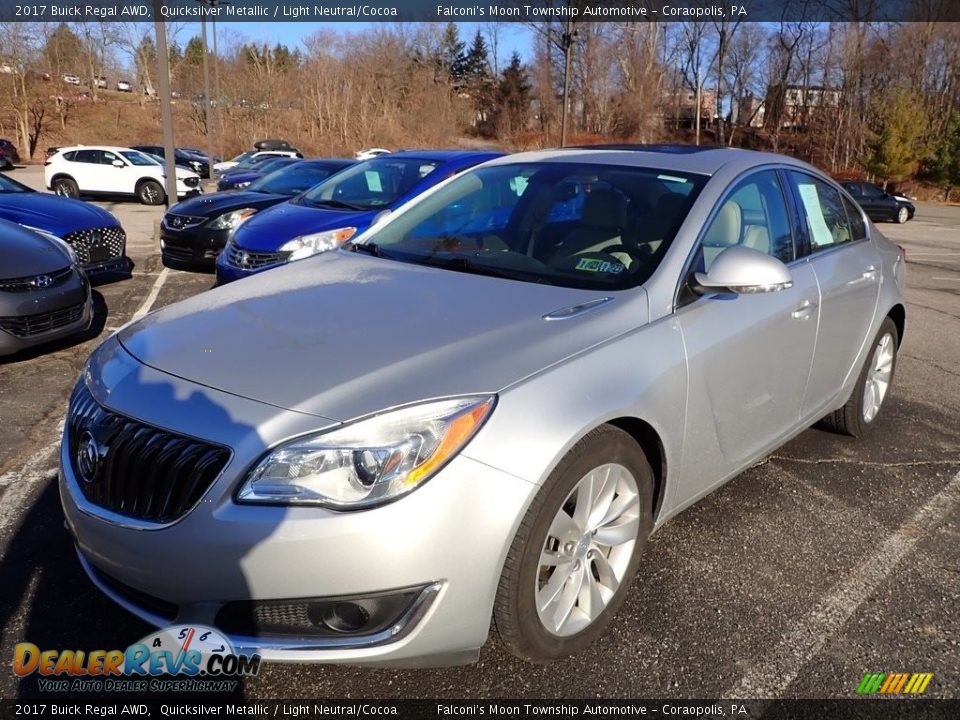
xmin=207 ymin=208 xmax=257 ymax=230
xmin=280 ymin=227 xmax=357 ymax=261
xmin=237 ymin=396 xmax=495 ymax=509
xmin=234 ymin=181 xmax=250 ymax=189
xmin=22 ymin=225 xmax=77 ymax=263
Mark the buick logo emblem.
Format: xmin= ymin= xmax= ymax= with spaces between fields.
xmin=30 ymin=274 xmax=53 ymax=289
xmin=76 ymin=430 xmax=103 ymax=484
xmin=238 ymin=251 xmax=251 ymax=268
xmin=170 ymin=216 xmax=184 ymax=229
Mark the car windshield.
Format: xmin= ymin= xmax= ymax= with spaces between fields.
xmin=249 ymin=162 xmax=345 ymax=196
xmin=352 ymin=162 xmax=705 ymax=290
xmin=121 ymin=150 xmax=159 ymax=166
xmin=0 ymin=173 xmax=32 ymax=193
xmin=234 ymin=154 xmax=278 ymax=171
xmin=230 ymin=152 xmax=252 ymax=163
xmin=297 ymin=157 xmax=440 ymax=211
xmin=252 ymin=158 xmax=297 ymax=175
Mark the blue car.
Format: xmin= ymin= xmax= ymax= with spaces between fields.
xmin=216 ymin=150 xmax=503 ymax=284
xmin=216 ymin=157 xmax=302 ymax=191
xmin=0 ymin=172 xmax=127 ymax=277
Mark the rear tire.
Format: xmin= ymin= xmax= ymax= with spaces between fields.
xmin=820 ymin=316 xmax=898 ymax=437
xmin=494 ymin=425 xmax=653 ymax=663
xmin=52 ymin=177 xmax=79 ymax=199
xmin=137 ymin=179 xmax=165 ymax=206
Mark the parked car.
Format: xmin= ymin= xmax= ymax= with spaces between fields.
xmin=216 ymin=150 xmax=503 ymax=284
xmin=839 ymin=181 xmax=915 ymax=224
xmin=213 ymin=149 xmax=302 ymax=175
xmin=0 ymin=219 xmax=93 ymax=357
xmin=161 ymin=158 xmax=354 ymax=269
xmin=62 ymin=74 xmax=81 ymax=86
xmin=45 ymin=146 xmax=201 ymax=205
xmin=93 ymin=76 xmax=107 ymax=89
xmin=215 ymin=157 xmax=301 ymax=191
xmin=60 ymin=146 xmax=906 ymax=665
xmin=131 ymin=145 xmax=211 ymax=179
xmin=354 ymin=147 xmax=391 ymax=160
xmin=0 ymin=139 xmax=20 ymax=169
xmin=0 ymin=172 xmax=127 ymax=276
xmin=116 ymin=80 xmax=132 ymax=92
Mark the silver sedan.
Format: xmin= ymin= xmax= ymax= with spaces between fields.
xmin=60 ymin=147 xmax=905 ymax=665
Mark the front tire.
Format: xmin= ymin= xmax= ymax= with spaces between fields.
xmin=494 ymin=425 xmax=653 ymax=662
xmin=137 ymin=179 xmax=165 ymax=206
xmin=52 ymin=177 xmax=79 ymax=198
xmin=820 ymin=316 xmax=898 ymax=437
xmin=896 ymin=206 xmax=909 ymax=224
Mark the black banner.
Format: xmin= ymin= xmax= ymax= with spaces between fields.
xmin=2 ymin=700 xmax=960 ymax=720
xmin=2 ymin=0 xmax=960 ymax=24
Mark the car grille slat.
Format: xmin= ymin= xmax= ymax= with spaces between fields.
xmin=225 ymin=243 xmax=289 ymax=270
xmin=66 ymin=383 xmax=231 ymax=524
xmin=63 ymin=226 xmax=126 ymax=266
xmin=0 ymin=266 xmax=73 ymax=292
xmin=0 ymin=301 xmax=85 ymax=338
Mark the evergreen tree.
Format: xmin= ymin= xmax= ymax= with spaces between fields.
xmin=439 ymin=22 xmax=466 ymax=83
xmin=865 ymin=87 xmax=927 ymax=184
xmin=184 ymin=36 xmax=204 ymax=67
xmin=493 ymin=52 xmax=531 ymax=136
xmin=44 ymin=23 xmax=84 ymax=74
xmin=925 ymin=111 xmax=960 ymax=201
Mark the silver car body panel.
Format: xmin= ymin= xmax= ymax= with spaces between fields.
xmin=61 ymin=148 xmax=906 ymax=664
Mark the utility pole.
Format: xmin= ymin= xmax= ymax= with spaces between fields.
xmin=559 ymin=20 xmax=576 ymax=148
xmin=212 ymin=14 xmax=223 ymax=163
xmin=152 ymin=1 xmax=178 ymax=206
xmin=200 ymin=17 xmax=214 ymax=169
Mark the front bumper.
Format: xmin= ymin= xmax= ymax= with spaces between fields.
xmin=160 ymin=223 xmax=230 ymax=268
xmin=0 ymin=275 xmax=92 ymax=356
xmin=59 ymin=345 xmax=536 ymax=664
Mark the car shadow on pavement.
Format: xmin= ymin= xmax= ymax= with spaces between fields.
xmin=89 ymin=258 xmax=136 ymax=288
xmin=0 ymin=377 xmax=278 ymax=700
xmin=0 ymin=291 xmax=108 ymax=366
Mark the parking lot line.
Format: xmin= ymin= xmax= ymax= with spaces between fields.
xmin=131 ymin=267 xmax=170 ymax=321
xmin=722 ymin=467 xmax=960 ymax=699
xmin=0 ymin=426 xmax=62 ymax=533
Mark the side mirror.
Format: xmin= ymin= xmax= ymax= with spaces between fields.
xmin=694 ymin=246 xmax=793 ymax=294
xmin=112 ymin=159 xmax=124 ymax=168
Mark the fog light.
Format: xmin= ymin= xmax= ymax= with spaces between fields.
xmin=315 ymin=601 xmax=370 ymax=633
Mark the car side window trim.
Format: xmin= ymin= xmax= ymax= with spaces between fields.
xmin=672 ymin=164 xmax=800 ymax=311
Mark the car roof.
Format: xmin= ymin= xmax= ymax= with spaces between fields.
xmin=380 ymin=149 xmax=503 ymax=163
xmin=57 ymin=145 xmax=145 ymax=153
xmin=481 ymin=144 xmax=816 ymax=177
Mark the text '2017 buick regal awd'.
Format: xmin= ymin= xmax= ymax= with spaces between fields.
xmin=60 ymin=146 xmax=905 ymax=666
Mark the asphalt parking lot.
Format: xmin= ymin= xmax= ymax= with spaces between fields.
xmin=0 ymin=166 xmax=957 ymax=701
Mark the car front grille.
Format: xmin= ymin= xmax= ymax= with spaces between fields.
xmin=183 ymin=176 xmax=200 ymax=188
xmin=0 ymin=301 xmax=85 ymax=338
xmin=0 ymin=266 xmax=73 ymax=292
xmin=66 ymin=382 xmax=231 ymax=525
xmin=163 ymin=213 xmax=206 ymax=230
xmin=63 ymin=226 xmax=126 ymax=266
xmin=225 ymin=243 xmax=289 ymax=271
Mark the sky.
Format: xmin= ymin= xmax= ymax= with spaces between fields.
xmin=172 ymin=21 xmax=534 ymax=71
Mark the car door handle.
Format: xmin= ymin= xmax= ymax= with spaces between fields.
xmin=847 ymin=266 xmax=878 ymax=286
xmin=791 ymin=299 xmax=816 ymax=320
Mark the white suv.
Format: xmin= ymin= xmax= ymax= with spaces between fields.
xmin=45 ymin=146 xmax=201 ymax=205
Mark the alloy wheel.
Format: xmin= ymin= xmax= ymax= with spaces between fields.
xmin=897 ymin=207 xmax=908 ymax=224
xmin=862 ymin=332 xmax=895 ymax=423
xmin=535 ymin=463 xmax=640 ymax=637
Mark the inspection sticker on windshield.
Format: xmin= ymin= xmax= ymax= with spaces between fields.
xmin=576 ymin=258 xmax=625 ymax=274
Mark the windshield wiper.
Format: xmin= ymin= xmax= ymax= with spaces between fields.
xmin=344 ymin=241 xmax=384 ymax=257
xmin=411 ymin=254 xmax=551 ymax=284
xmin=307 ymin=199 xmax=366 ymax=210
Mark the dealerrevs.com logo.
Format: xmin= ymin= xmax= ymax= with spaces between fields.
xmin=13 ymin=625 xmax=260 ymax=693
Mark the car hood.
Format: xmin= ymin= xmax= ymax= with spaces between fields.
xmin=231 ymin=201 xmax=376 ymax=251
xmin=118 ymin=251 xmax=646 ymax=422
xmin=0 ymin=220 xmax=73 ymax=275
xmin=167 ymin=190 xmax=288 ymax=218
xmin=219 ymin=171 xmax=261 ymax=185
xmin=0 ymin=193 xmax=118 ymax=236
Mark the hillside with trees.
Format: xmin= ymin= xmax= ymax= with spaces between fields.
xmin=1 ymin=19 xmax=959 ymax=198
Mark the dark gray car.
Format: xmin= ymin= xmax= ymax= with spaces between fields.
xmin=0 ymin=218 xmax=93 ymax=357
